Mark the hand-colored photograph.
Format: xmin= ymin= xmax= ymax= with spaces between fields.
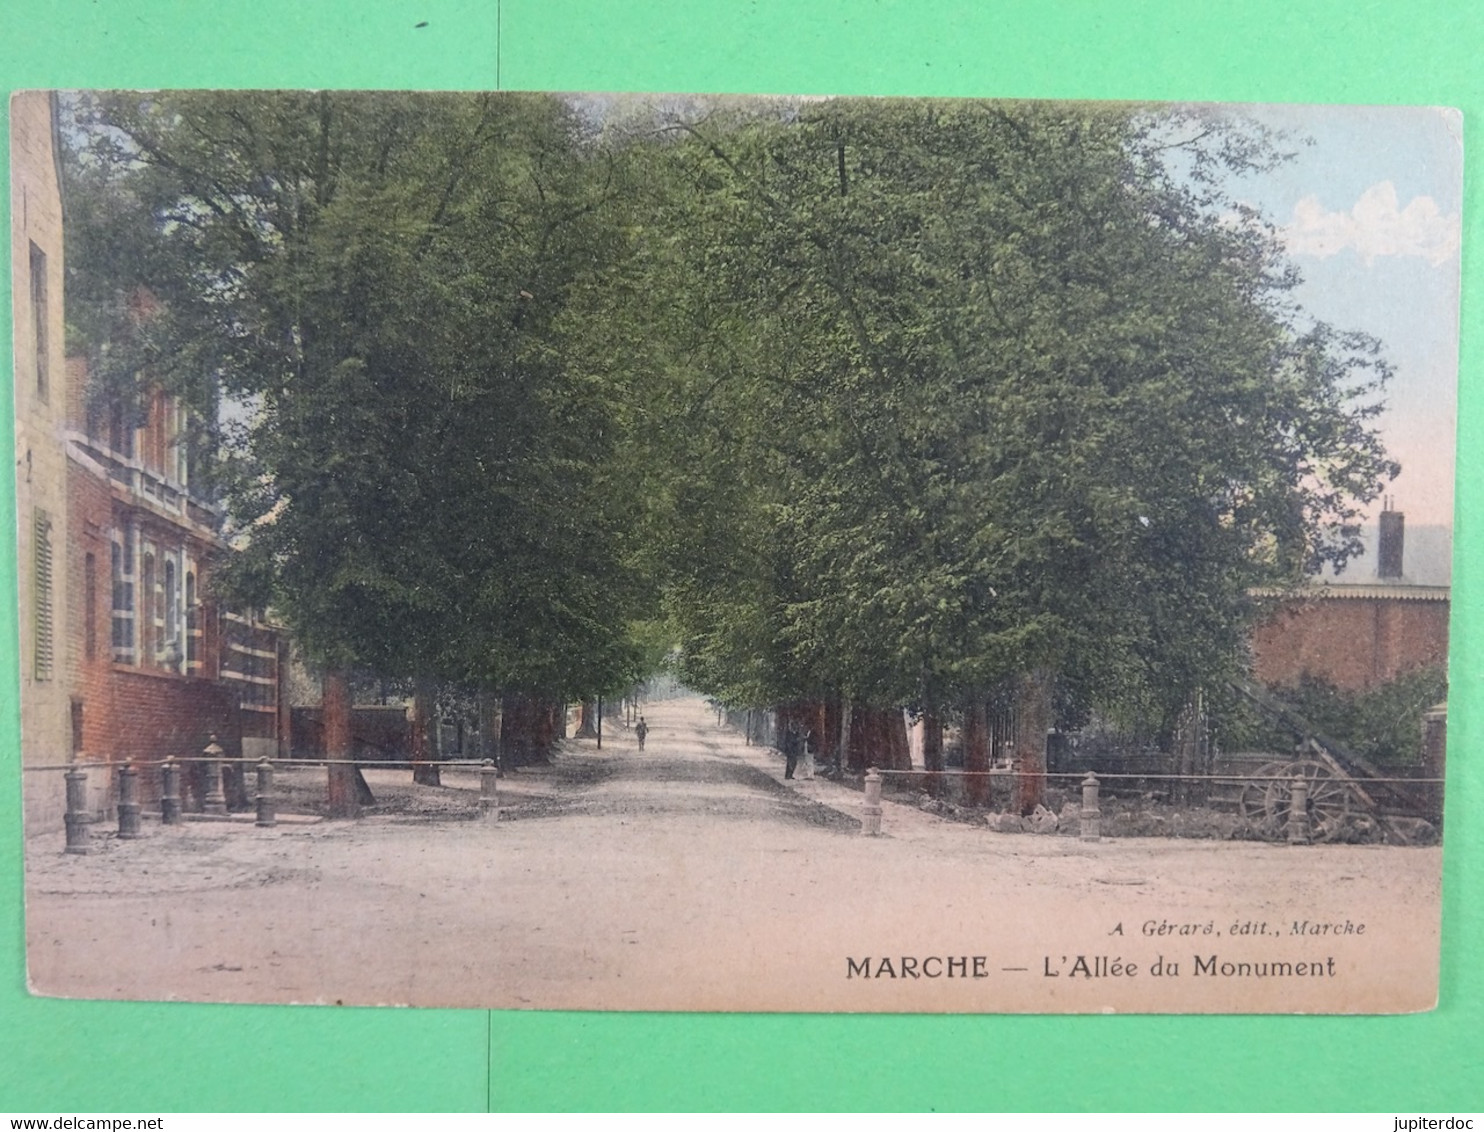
xmin=12 ymin=90 xmax=1459 ymax=1012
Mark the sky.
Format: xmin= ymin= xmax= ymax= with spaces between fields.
xmin=1217 ymin=103 xmax=1463 ymax=534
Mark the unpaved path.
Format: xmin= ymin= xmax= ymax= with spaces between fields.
xmin=24 ymin=697 xmax=1440 ymax=1012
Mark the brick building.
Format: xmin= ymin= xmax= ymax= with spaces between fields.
xmin=12 ymin=94 xmax=289 ymax=833
xmin=64 ymin=354 xmax=291 ymax=809
xmin=1250 ymin=509 xmax=1449 ymax=692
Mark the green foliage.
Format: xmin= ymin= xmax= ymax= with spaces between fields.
xmin=65 ymin=91 xmax=660 ymax=698
xmin=1225 ymin=666 xmax=1447 ymax=766
xmin=63 ymin=94 xmax=1401 ymax=728
xmin=635 ymin=99 xmax=1397 ymax=725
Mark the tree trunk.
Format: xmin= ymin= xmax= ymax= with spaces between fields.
xmin=846 ymin=702 xmax=868 ymax=770
xmin=324 ymin=667 xmax=359 ymax=817
xmin=821 ymin=698 xmax=842 ymax=769
xmin=498 ymin=690 xmax=522 ymax=767
xmin=574 ymin=699 xmax=599 ymax=739
xmin=804 ymin=699 xmax=827 ymax=778
xmin=884 ymin=708 xmax=911 ymax=771
xmin=922 ymin=710 xmax=944 ymax=796
xmin=963 ymin=693 xmax=990 ymax=807
xmin=500 ymin=691 xmax=556 ymax=767
xmin=838 ymin=700 xmax=852 ymax=774
xmin=847 ymin=706 xmax=911 ymax=772
xmin=1013 ymin=668 xmax=1054 ymax=814
xmin=921 ymin=711 xmax=944 ymax=771
xmin=411 ymin=676 xmax=441 ymax=786
xmin=535 ymin=697 xmax=561 ymax=760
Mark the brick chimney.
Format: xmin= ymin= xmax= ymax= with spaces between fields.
xmin=1377 ymin=498 xmax=1405 ymax=580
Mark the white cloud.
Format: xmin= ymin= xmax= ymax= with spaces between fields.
xmin=1282 ymin=181 xmax=1460 ymax=265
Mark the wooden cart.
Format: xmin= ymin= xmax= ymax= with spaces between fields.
xmin=1226 ymin=681 xmax=1432 ymax=842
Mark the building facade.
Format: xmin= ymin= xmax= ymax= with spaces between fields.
xmin=12 ymin=92 xmax=73 ymax=834
xmin=64 ymin=355 xmax=292 ymax=809
xmin=1250 ymin=510 xmax=1449 ymax=692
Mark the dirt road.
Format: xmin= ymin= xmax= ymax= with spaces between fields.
xmin=24 ymin=696 xmax=1440 ymax=1012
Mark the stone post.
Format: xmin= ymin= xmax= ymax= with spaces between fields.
xmin=1080 ymin=772 xmax=1101 ymax=842
xmin=255 ymin=758 xmax=277 ymax=828
xmin=63 ymin=762 xmax=90 ymax=855
xmin=202 ymin=734 xmax=227 ymax=816
xmin=1286 ymin=775 xmax=1311 ymax=845
xmin=160 ymin=759 xmax=182 ymax=825
xmin=116 ymin=763 xmax=141 ymax=839
xmin=862 ymin=767 xmax=883 ymax=836
xmin=479 ymin=758 xmax=499 ymax=821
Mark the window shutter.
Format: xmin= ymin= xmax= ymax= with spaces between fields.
xmin=33 ymin=509 xmax=54 ymax=681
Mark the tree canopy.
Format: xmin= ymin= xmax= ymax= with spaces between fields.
xmin=63 ymin=92 xmax=1399 ymax=734
xmin=635 ymin=99 xmax=1397 ymax=730
xmin=67 ymin=90 xmax=659 ymax=701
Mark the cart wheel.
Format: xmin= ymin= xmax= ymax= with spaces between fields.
xmin=1239 ymin=761 xmax=1290 ymax=835
xmin=1263 ymin=759 xmax=1355 ymax=842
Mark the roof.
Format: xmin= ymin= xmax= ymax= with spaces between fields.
xmin=1251 ymin=582 xmax=1450 ymax=603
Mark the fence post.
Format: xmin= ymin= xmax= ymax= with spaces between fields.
xmin=255 ymin=758 xmax=277 ymax=828
xmin=479 ymin=758 xmax=499 ymax=821
xmin=202 ymin=735 xmax=227 ymax=816
xmin=63 ymin=761 xmax=90 ymax=855
xmin=1286 ymin=775 xmax=1311 ymax=845
xmin=117 ymin=763 xmax=141 ymax=839
xmin=862 ymin=767 xmax=883 ymax=836
xmin=160 ymin=758 xmax=182 ymax=825
xmin=1080 ymin=772 xmax=1102 ymax=842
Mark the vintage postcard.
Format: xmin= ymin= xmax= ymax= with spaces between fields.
xmin=11 ymin=91 xmax=1458 ymax=1012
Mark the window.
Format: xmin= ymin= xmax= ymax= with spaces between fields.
xmin=170 ymin=399 xmax=190 ymax=486
xmin=164 ymin=558 xmax=180 ymax=671
xmin=109 ymin=395 xmax=135 ymax=459
xmin=140 ymin=549 xmax=156 ymax=665
xmin=185 ymin=569 xmax=200 ymax=672
xmin=111 ymin=529 xmax=136 ymax=663
xmin=84 ymin=551 xmax=97 ymax=660
xmin=221 ymin=612 xmax=281 ymax=714
xmin=30 ymin=242 xmax=48 ymax=401
xmin=33 ymin=510 xmax=53 ymax=680
xmin=70 ymin=700 xmax=84 ymax=755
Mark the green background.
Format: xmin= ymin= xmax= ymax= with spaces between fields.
xmin=2 ymin=0 xmax=1481 ymax=1112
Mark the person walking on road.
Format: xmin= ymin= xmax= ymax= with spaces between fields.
xmin=635 ymin=715 xmax=648 ymax=752
xmin=784 ymin=720 xmax=801 ymax=780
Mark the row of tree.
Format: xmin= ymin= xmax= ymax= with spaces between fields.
xmin=63 ymin=92 xmax=1398 ymax=812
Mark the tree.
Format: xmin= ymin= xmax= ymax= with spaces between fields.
xmin=638 ymin=99 xmax=1397 ymax=785
xmin=66 ymin=91 xmax=668 ymax=781
xmin=66 ymin=93 xmax=1401 ymax=808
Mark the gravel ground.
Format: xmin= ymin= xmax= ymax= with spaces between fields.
xmin=24 ymin=697 xmax=1441 ymax=1013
